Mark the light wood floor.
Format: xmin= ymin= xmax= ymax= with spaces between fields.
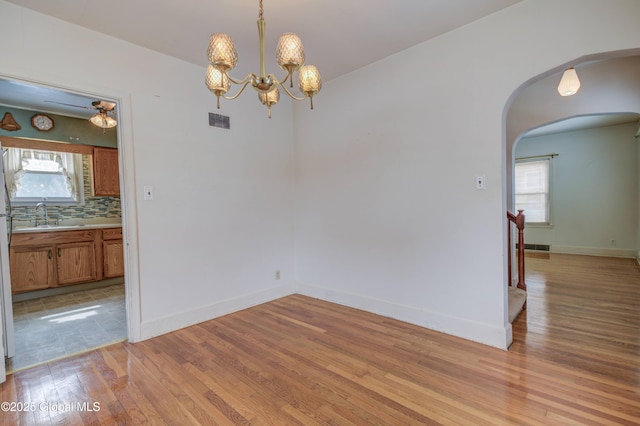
xmin=2 ymin=254 xmax=639 ymax=425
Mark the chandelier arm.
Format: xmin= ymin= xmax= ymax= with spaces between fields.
xmin=227 ymin=72 xmax=256 ymax=86
xmin=277 ymin=81 xmax=307 ymax=101
xmin=221 ymin=79 xmax=254 ymax=100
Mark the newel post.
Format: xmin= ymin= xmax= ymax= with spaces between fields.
xmin=515 ymin=210 xmax=526 ymax=291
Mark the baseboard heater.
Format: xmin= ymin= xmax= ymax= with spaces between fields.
xmin=517 ymin=243 xmax=550 ymax=251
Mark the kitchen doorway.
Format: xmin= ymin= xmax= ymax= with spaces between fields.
xmin=0 ymin=77 xmax=129 ymax=374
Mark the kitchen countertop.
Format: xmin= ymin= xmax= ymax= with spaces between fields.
xmin=13 ymin=223 xmax=122 ymax=234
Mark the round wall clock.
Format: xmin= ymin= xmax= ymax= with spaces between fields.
xmin=31 ymin=114 xmax=55 ymax=132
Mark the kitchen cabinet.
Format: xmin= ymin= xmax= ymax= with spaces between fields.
xmin=93 ymin=147 xmax=120 ymax=196
xmin=10 ymin=245 xmax=56 ymax=293
xmin=102 ymin=228 xmax=124 ymax=278
xmin=55 ymin=242 xmax=97 ymax=285
xmin=10 ymin=229 xmax=101 ymax=294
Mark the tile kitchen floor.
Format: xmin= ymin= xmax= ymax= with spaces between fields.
xmin=6 ymin=284 xmax=127 ymax=373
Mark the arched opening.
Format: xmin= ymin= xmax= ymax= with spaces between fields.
xmin=504 ymin=51 xmax=640 ymax=345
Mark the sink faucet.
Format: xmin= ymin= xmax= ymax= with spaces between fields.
xmin=35 ymin=202 xmax=49 ymax=226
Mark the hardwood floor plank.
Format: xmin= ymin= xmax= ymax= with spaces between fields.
xmin=146 ymin=334 xmax=248 ymax=425
xmin=116 ymin=343 xmax=200 ymax=424
xmin=127 ymin=339 xmax=231 ymax=425
xmin=1 ymin=375 xmax=19 ymax=426
xmin=2 ymin=253 xmax=639 ymax=424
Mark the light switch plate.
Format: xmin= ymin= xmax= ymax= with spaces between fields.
xmin=143 ymin=185 xmax=154 ymax=200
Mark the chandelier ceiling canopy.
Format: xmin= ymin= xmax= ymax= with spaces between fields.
xmin=205 ymin=0 xmax=322 ymax=118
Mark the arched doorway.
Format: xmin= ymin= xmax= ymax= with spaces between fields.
xmin=503 ymin=52 xmax=640 ymax=344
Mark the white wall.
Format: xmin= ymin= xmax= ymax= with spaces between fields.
xmin=1 ymin=0 xmax=640 ymax=353
xmin=0 ymin=1 xmax=296 ymax=340
xmin=516 ymin=123 xmax=638 ymax=257
xmin=293 ymin=0 xmax=640 ymax=348
xmin=637 ymin=133 xmax=640 ymax=261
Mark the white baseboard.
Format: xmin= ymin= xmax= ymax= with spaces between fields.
xmin=139 ymin=281 xmax=513 ymax=350
xmin=297 ymin=282 xmax=511 ymax=350
xmin=140 ymin=283 xmax=295 ymax=340
xmin=551 ymin=245 xmax=636 ymax=258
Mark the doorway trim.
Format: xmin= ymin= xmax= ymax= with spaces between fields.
xmin=0 ymin=74 xmax=142 ymax=382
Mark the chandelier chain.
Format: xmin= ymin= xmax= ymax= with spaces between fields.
xmin=259 ymin=0 xmax=263 ymax=20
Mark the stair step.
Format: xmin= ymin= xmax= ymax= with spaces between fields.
xmin=508 ymin=286 xmax=527 ymax=323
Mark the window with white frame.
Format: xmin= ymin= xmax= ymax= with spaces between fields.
xmin=515 ymin=158 xmax=550 ymax=225
xmin=3 ymin=148 xmax=84 ymax=206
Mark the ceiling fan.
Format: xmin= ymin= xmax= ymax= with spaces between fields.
xmin=45 ymin=99 xmax=117 ymax=132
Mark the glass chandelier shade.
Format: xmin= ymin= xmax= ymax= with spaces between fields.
xmin=557 ymin=67 xmax=581 ymax=96
xmin=207 ymin=33 xmax=238 ymax=71
xmin=258 ymin=87 xmax=280 ymax=118
xmin=205 ymin=65 xmax=231 ymax=94
xmin=276 ymin=33 xmax=305 ymax=73
xmin=298 ymin=65 xmax=322 ymax=96
xmin=258 ymin=87 xmax=280 ymax=105
xmin=89 ymin=112 xmax=117 ymax=129
xmin=204 ymin=0 xmax=321 ymax=118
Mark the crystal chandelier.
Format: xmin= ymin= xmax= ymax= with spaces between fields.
xmin=205 ymin=0 xmax=322 ymax=118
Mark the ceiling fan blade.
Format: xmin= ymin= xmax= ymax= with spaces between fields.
xmin=44 ymin=100 xmax=93 ymax=110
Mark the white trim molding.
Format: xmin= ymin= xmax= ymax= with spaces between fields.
xmin=139 ymin=284 xmax=295 ymax=340
xmin=296 ymin=281 xmax=511 ymax=350
xmin=552 ymin=245 xmax=636 ymax=258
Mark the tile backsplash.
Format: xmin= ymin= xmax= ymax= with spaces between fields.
xmin=11 ymin=155 xmax=121 ymax=225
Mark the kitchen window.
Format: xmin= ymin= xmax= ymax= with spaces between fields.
xmin=4 ymin=148 xmax=84 ymax=206
xmin=515 ymin=158 xmax=550 ymax=225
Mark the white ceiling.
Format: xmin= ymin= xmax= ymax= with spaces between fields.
xmin=1 ymin=0 xmax=637 ymax=137
xmin=523 ymin=114 xmax=640 ymax=138
xmin=0 ymin=78 xmax=105 ymax=119
xmin=4 ymin=0 xmax=523 ymax=83
xmin=511 ymin=55 xmax=640 ymax=139
xmin=0 ymin=0 xmax=523 ymax=119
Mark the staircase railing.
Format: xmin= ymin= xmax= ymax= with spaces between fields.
xmin=507 ymin=209 xmax=526 ymax=291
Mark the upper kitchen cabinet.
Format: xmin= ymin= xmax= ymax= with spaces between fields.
xmin=93 ymin=147 xmax=120 ymax=196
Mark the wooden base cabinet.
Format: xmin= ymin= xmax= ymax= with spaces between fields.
xmin=9 ymin=245 xmax=56 ymax=293
xmin=102 ymin=228 xmax=124 ymax=278
xmin=56 ymin=242 xmax=97 ymax=286
xmin=9 ymin=227 xmax=122 ymax=294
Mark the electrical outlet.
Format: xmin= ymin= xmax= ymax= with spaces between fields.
xmin=275 ymin=270 xmax=281 ymax=280
xmin=476 ymin=175 xmax=486 ymax=190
